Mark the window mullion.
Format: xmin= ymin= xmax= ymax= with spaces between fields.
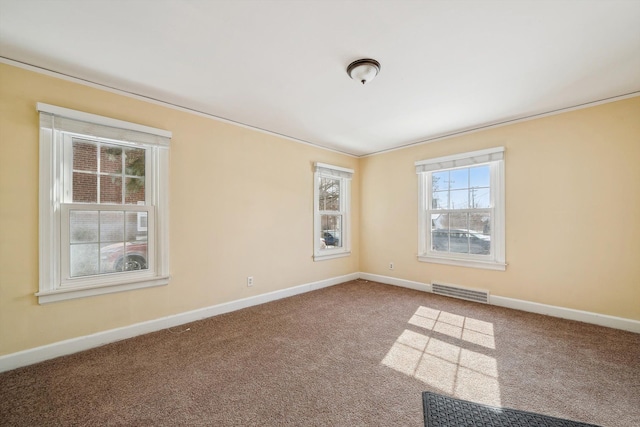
xmin=96 ymin=142 xmax=101 ymax=204
xmin=146 ymin=147 xmax=153 ymax=207
xmin=426 ymin=173 xmax=432 ymax=212
xmin=121 ymin=147 xmax=126 ymax=204
xmin=468 ymin=169 xmax=471 ymax=208
xmin=61 ymin=133 xmax=74 ymax=203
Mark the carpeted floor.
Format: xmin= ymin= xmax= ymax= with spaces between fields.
xmin=1 ymin=280 xmax=639 ymax=426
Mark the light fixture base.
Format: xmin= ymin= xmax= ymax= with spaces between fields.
xmin=347 ymin=58 xmax=381 ymax=84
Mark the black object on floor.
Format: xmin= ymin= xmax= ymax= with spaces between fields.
xmin=422 ymin=392 xmax=601 ymax=427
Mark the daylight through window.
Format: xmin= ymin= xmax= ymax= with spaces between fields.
xmin=38 ymin=103 xmax=171 ymax=303
xmin=314 ymin=162 xmax=353 ymax=261
xmin=416 ymin=148 xmax=505 ymax=270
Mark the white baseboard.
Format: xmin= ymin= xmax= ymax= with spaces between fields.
xmin=0 ymin=272 xmax=359 ymax=373
xmin=359 ymin=272 xmax=640 ymax=334
xmin=490 ymin=295 xmax=640 ymax=333
xmin=359 ymin=272 xmax=431 ymax=292
xmin=2 ymin=271 xmax=637 ymax=373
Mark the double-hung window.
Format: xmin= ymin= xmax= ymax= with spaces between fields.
xmin=37 ymin=103 xmax=171 ymax=303
xmin=416 ymin=147 xmax=506 ymax=270
xmin=313 ymin=162 xmax=353 ymax=261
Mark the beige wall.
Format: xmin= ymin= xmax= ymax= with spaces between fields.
xmin=360 ymin=97 xmax=640 ymax=320
xmin=1 ymin=63 xmax=638 ymax=357
xmin=0 ymin=64 xmax=359 ymax=355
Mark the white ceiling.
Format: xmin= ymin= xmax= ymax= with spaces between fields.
xmin=1 ymin=0 xmax=639 ymax=156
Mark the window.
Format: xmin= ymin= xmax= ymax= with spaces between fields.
xmin=416 ymin=147 xmax=505 ymax=270
xmin=313 ymin=162 xmax=353 ymax=261
xmin=37 ymin=103 xmax=171 ymax=303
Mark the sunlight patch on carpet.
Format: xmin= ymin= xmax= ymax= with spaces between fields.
xmin=382 ymin=307 xmax=501 ymax=406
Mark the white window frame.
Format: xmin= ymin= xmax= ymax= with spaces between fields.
xmin=37 ymin=103 xmax=171 ymax=304
xmin=416 ymin=147 xmax=506 ymax=271
xmin=313 ymin=162 xmax=353 ymax=261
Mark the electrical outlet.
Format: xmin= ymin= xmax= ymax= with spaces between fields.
xmin=389 ymin=262 xmax=394 ymax=270
xmin=247 ymin=276 xmax=254 ymax=287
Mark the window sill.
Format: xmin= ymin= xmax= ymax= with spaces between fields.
xmin=35 ymin=276 xmax=170 ymax=304
xmin=418 ymin=255 xmax=506 ymax=271
xmin=314 ymin=251 xmax=351 ymax=262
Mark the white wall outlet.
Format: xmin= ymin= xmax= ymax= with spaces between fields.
xmin=389 ymin=262 xmax=394 ymax=270
xmin=247 ymin=276 xmax=254 ymax=287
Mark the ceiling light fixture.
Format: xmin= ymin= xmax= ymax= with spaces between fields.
xmin=347 ymin=58 xmax=381 ymax=85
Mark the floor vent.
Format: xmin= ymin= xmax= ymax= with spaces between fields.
xmin=431 ymin=282 xmax=489 ymax=304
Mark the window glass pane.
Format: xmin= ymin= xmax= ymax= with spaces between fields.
xmin=431 ymin=213 xmax=449 ymax=230
xmin=431 ymin=213 xmax=449 ymax=252
xmin=470 ymin=166 xmax=490 ymax=208
xmin=73 ymin=141 xmax=148 ymax=206
xmin=427 ymin=166 xmax=495 ymax=256
xmin=468 ymin=231 xmax=490 ymax=255
xmin=449 ymin=189 xmax=469 ymax=209
xmin=470 ymin=187 xmax=490 ymax=208
xmin=73 ymin=140 xmax=97 ymax=172
xmin=96 ymin=212 xmax=149 ymax=273
xmin=69 ymin=209 xmax=149 ymax=276
xmin=71 ymin=139 xmax=98 ymax=203
xmin=470 ymin=213 xmax=491 ymax=255
xmin=449 ymin=168 xmax=468 ymax=190
xmin=72 ymin=172 xmax=97 ymax=203
xmin=125 ymin=148 xmax=145 ymax=176
xmin=70 ymin=211 xmax=98 ymax=243
xmin=470 ymin=165 xmax=490 ymax=187
xmin=100 ymin=211 xmax=124 ymax=242
xmin=125 ymin=178 xmax=145 ymax=204
xmin=449 ymin=212 xmax=468 ymax=231
xmin=137 ymin=211 xmax=148 ymax=231
xmin=319 ymin=177 xmax=340 ymax=211
xmin=100 ymin=175 xmax=122 ymax=204
xmin=449 ymin=229 xmax=469 ymax=254
xmin=100 ymin=242 xmax=125 ymax=273
xmin=432 ymin=171 xmax=448 ymax=192
xmin=100 ymin=145 xmax=122 ymax=174
xmin=124 ymin=212 xmax=148 ymax=271
xmin=70 ymin=243 xmax=99 ymax=277
xmin=125 ymin=212 xmax=146 ymax=242
xmin=470 ymin=212 xmax=491 ymax=235
xmin=320 ymin=214 xmax=342 ymax=249
xmin=140 ymin=213 xmax=148 ymax=229
xmin=449 ymin=213 xmax=469 ymax=254
xmin=123 ymin=241 xmax=148 ymax=271
xmin=431 ymin=213 xmax=492 ymax=256
xmin=432 ymin=190 xmax=448 ymax=209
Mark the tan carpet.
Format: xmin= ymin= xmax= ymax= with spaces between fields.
xmin=1 ymin=280 xmax=638 ymax=426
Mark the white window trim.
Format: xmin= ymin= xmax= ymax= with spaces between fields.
xmin=313 ymin=162 xmax=353 ymax=261
xmin=37 ymin=103 xmax=171 ymax=304
xmin=416 ymin=147 xmax=506 ymax=271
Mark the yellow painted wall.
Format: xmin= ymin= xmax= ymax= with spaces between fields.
xmin=1 ymin=62 xmax=638 ymax=358
xmin=0 ymin=64 xmax=360 ymax=355
xmin=360 ymin=97 xmax=640 ymax=320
